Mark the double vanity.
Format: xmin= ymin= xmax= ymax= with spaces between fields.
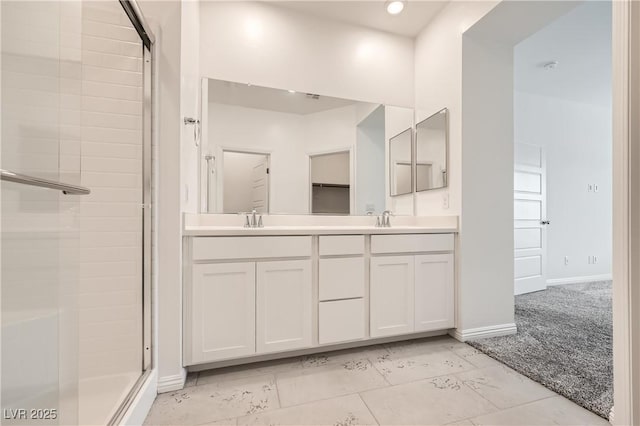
xmin=182 ymin=214 xmax=457 ymax=369
xmin=184 ymin=76 xmax=456 ymax=370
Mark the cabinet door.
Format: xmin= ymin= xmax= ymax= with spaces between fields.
xmin=190 ymin=262 xmax=255 ymax=364
xmin=415 ymin=253 xmax=455 ymax=331
xmin=256 ymin=260 xmax=312 ymax=353
xmin=370 ymin=256 xmax=415 ymax=337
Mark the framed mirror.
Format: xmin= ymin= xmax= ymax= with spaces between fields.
xmin=200 ymin=78 xmax=414 ymax=215
xmin=389 ymin=127 xmax=413 ymax=196
xmin=415 ymin=108 xmax=448 ymax=192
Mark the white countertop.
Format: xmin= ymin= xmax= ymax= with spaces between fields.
xmin=183 ymin=214 xmax=458 ymax=236
xmin=183 ymin=225 xmax=457 ymax=236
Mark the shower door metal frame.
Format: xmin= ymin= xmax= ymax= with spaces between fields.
xmin=108 ymin=0 xmax=154 ymax=424
xmin=120 ymin=0 xmax=154 ymax=374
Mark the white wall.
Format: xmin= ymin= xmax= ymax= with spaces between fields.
xmin=199 ymin=1 xmax=414 ymax=108
xmin=180 ymin=0 xmax=199 ymax=213
xmin=311 ymin=152 xmax=350 ymax=185
xmin=515 ymin=92 xmax=612 ymax=281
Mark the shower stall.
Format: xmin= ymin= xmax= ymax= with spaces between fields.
xmin=1 ymin=0 xmax=153 ymax=424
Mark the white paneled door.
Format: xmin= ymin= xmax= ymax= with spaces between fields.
xmin=251 ymin=156 xmax=269 ymax=213
xmin=514 ymin=143 xmax=547 ymax=295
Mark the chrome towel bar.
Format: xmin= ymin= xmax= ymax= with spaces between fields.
xmin=0 ymin=169 xmax=90 ymax=195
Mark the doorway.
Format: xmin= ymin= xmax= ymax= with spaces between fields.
xmin=222 ymin=151 xmax=270 ymax=214
xmin=309 ymin=151 xmax=351 ymax=215
xmin=460 ymin=0 xmax=614 ymax=420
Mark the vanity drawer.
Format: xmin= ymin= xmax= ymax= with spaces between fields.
xmin=319 ymin=235 xmax=365 ymax=256
xmin=319 ymin=257 xmax=365 ymax=301
xmin=192 ymin=236 xmax=312 ymax=260
xmin=319 ymin=298 xmax=365 ymax=344
xmin=371 ymin=234 xmax=454 ymax=254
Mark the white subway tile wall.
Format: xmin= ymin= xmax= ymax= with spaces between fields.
xmin=77 ymin=0 xmax=143 ymax=402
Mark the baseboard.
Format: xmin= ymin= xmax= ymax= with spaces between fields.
xmin=546 ymin=274 xmax=612 ymax=286
xmin=121 ymin=369 xmax=157 ymax=425
xmin=157 ymin=368 xmax=187 ymax=393
xmin=450 ymin=323 xmax=517 ymax=342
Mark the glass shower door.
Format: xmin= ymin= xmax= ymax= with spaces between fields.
xmin=1 ymin=1 xmax=151 ymax=424
xmin=1 ymin=1 xmax=83 ymax=424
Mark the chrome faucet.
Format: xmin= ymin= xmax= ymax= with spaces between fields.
xmin=243 ymin=209 xmax=264 ymax=228
xmin=376 ymin=210 xmax=393 ymax=227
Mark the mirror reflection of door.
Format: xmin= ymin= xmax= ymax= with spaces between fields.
xmin=310 ymin=151 xmax=350 ymax=214
xmin=222 ymin=151 xmax=270 ymax=213
xmin=389 ymin=127 xmax=413 ymax=196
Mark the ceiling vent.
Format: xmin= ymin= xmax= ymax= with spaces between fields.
xmin=306 ymin=93 xmax=320 ymax=100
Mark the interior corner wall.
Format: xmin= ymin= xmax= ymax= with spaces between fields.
xmin=515 ymin=91 xmax=613 ymax=282
xmin=460 ymin=35 xmax=515 ymax=332
xmin=137 ymin=0 xmax=185 ymax=390
xmin=198 ymin=1 xmax=414 ymax=108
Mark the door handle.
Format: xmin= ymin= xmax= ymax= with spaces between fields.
xmin=541 ymin=220 xmax=550 ymax=225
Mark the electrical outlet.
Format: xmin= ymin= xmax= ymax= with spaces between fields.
xmin=443 ymin=194 xmax=449 ymax=209
xmin=564 ymin=256 xmax=569 ymax=266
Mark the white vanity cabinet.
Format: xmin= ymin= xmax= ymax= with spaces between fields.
xmin=370 ymin=255 xmax=415 ymax=337
xmin=185 ymin=236 xmax=313 ymax=365
xmin=318 ymin=235 xmax=366 ymax=344
xmin=370 ymin=235 xmax=455 ymax=338
xmin=256 ymin=260 xmax=312 ymax=353
xmin=183 ymin=230 xmax=456 ymax=368
xmin=414 ymin=253 xmax=455 ymax=331
xmin=190 ymin=262 xmax=256 ymax=364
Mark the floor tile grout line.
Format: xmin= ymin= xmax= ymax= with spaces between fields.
xmin=356 ymin=392 xmax=382 ymax=426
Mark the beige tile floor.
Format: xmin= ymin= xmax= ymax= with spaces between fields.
xmin=144 ymin=336 xmax=609 ymax=426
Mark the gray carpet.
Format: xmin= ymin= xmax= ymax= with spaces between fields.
xmin=467 ymin=281 xmax=613 ymax=419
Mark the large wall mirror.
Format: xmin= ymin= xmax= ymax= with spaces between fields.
xmin=200 ymin=78 xmax=413 ymax=215
xmin=415 ymin=108 xmax=448 ymax=192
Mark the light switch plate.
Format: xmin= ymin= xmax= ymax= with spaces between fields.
xmin=443 ymin=194 xmax=449 ymax=209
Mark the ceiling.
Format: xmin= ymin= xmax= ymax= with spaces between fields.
xmin=514 ymin=1 xmax=612 ymax=106
xmin=274 ymin=1 xmax=449 ymax=38
xmin=208 ymin=79 xmax=359 ymax=115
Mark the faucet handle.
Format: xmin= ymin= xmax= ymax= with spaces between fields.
xmin=258 ymin=215 xmax=263 ymax=228
xmin=375 ymin=216 xmax=381 ymax=227
xmin=244 ymin=214 xmax=251 ymax=228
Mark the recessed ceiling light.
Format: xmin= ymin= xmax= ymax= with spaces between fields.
xmin=288 ymin=89 xmax=296 ymax=93
xmin=386 ymin=1 xmax=405 ymax=15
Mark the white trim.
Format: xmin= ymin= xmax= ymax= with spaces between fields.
xmin=612 ymin=1 xmax=640 ymax=424
xmin=157 ymin=369 xmax=187 ymax=394
xmin=546 ymin=274 xmax=613 ymax=286
xmin=120 ymin=369 xmax=157 ymax=425
xmin=449 ymin=323 xmax=517 ymax=342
